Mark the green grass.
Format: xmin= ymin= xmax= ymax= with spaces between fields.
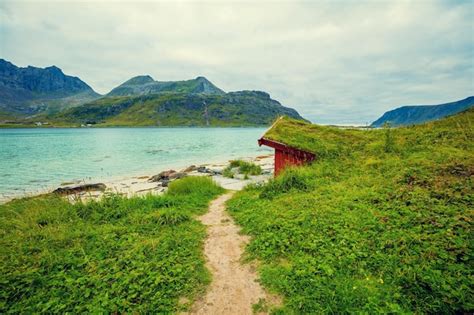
xmin=223 ymin=160 xmax=262 ymax=178
xmin=227 ymin=109 xmax=474 ymax=313
xmin=263 ymin=116 xmax=366 ymax=157
xmin=0 ymin=176 xmax=224 ymax=313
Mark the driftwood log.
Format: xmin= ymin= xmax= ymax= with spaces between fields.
xmin=53 ymin=183 xmax=107 ymax=195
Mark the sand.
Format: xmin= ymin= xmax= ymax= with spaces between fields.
xmin=187 ymin=192 xmax=278 ymax=315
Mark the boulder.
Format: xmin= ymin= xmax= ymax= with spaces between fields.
xmin=183 ymin=165 xmax=197 ymax=172
xmin=197 ymin=166 xmax=215 ymax=174
xmin=170 ymin=172 xmax=187 ymax=180
xmin=197 ymin=166 xmax=208 ymax=173
xmin=208 ymin=166 xmax=224 ymax=175
xmin=53 ymin=183 xmax=106 ymax=195
xmin=149 ymin=170 xmax=176 ymax=182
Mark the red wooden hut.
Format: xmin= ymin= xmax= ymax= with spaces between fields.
xmin=258 ymin=117 xmax=316 ymax=176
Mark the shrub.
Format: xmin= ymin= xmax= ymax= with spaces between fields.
xmin=222 ymin=166 xmax=235 ymax=178
xmin=228 ymin=160 xmax=262 ymax=176
xmin=167 ymin=176 xmax=224 ymax=196
xmin=383 ymin=122 xmax=395 ymax=153
xmin=260 ymin=166 xmax=313 ymax=199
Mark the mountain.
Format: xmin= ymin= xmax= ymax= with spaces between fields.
xmin=107 ymin=75 xmax=224 ymax=97
xmin=371 ymin=96 xmax=474 ymax=127
xmin=0 ymin=61 xmax=306 ymax=126
xmin=52 ymin=89 xmax=305 ymax=126
xmin=0 ymin=59 xmax=100 ymax=116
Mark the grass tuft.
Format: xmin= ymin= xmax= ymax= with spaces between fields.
xmin=260 ymin=166 xmax=313 ymax=199
xmin=223 ymin=160 xmax=262 ymax=178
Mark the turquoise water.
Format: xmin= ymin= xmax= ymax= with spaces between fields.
xmin=0 ymin=128 xmax=270 ymax=200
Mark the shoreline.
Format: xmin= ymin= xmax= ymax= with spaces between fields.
xmin=0 ymin=154 xmax=274 ymax=204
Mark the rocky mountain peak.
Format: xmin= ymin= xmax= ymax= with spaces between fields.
xmin=123 ymin=75 xmax=155 ymax=86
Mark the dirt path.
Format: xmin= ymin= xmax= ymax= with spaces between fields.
xmin=188 ymin=192 xmax=271 ymax=315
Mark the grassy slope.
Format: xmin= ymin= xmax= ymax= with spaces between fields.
xmin=0 ymin=177 xmax=224 ymax=313
xmin=45 ymin=92 xmax=303 ymax=127
xmin=227 ymin=110 xmax=473 ymax=313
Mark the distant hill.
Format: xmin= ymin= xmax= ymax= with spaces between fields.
xmin=371 ymin=96 xmax=474 ymax=127
xmin=52 ymin=89 xmax=305 ymax=126
xmin=107 ymin=75 xmax=225 ymax=97
xmin=0 ymin=59 xmax=101 ymax=116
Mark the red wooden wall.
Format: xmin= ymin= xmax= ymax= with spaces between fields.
xmin=274 ymin=148 xmax=312 ymax=175
xmin=258 ymin=138 xmax=316 ymax=176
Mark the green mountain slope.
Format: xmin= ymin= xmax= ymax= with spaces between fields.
xmin=228 ymin=109 xmax=473 ymax=313
xmin=371 ymin=96 xmax=474 ymax=127
xmin=52 ymin=90 xmax=305 ymax=126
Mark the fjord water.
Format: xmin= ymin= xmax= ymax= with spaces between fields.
xmin=0 ymin=128 xmax=270 ymax=201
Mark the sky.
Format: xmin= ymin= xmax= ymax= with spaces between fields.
xmin=0 ymin=0 xmax=473 ymax=124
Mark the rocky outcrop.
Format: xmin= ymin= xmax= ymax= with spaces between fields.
xmin=106 ymin=75 xmax=225 ymax=97
xmin=0 ymin=59 xmax=100 ymax=115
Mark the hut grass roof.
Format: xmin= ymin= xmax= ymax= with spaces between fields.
xmin=261 ymin=116 xmax=367 ymax=157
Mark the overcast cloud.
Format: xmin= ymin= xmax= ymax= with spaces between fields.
xmin=1 ymin=0 xmax=473 ymax=124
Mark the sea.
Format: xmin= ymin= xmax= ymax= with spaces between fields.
xmin=0 ymin=127 xmax=270 ymax=201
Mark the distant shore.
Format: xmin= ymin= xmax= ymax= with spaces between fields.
xmin=0 ymin=122 xmax=273 ymax=129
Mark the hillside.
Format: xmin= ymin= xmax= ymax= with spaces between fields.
xmin=227 ymin=109 xmax=473 ymax=313
xmin=51 ymin=89 xmax=305 ymax=126
xmin=0 ymin=59 xmax=101 ymax=116
xmin=371 ymin=96 xmax=474 ymax=127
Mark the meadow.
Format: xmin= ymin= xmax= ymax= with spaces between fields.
xmin=227 ymin=111 xmax=473 ymax=313
xmin=0 ymin=177 xmax=224 ymax=313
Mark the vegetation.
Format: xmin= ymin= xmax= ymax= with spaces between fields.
xmin=223 ymin=160 xmax=262 ymax=178
xmin=263 ymin=116 xmax=363 ymax=158
xmin=41 ymin=91 xmax=304 ymax=127
xmin=227 ymin=109 xmax=474 ymax=313
xmin=0 ymin=177 xmax=224 ymax=313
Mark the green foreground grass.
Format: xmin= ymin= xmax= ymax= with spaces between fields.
xmin=227 ymin=111 xmax=474 ymax=313
xmin=0 ymin=177 xmax=224 ymax=313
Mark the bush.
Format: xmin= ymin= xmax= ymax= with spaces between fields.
xmin=260 ymin=166 xmax=314 ymax=199
xmin=167 ymin=176 xmax=224 ymax=196
xmin=222 ymin=167 xmax=235 ymax=178
xmin=383 ymin=122 xmax=395 ymax=153
xmin=228 ymin=160 xmax=262 ymax=176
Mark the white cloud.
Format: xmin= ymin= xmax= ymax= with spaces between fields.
xmin=0 ymin=0 xmax=472 ymax=124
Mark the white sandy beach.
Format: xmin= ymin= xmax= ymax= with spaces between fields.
xmin=1 ymin=155 xmax=274 ymax=204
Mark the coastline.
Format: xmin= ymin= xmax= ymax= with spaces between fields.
xmin=0 ymin=154 xmax=274 ymax=204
